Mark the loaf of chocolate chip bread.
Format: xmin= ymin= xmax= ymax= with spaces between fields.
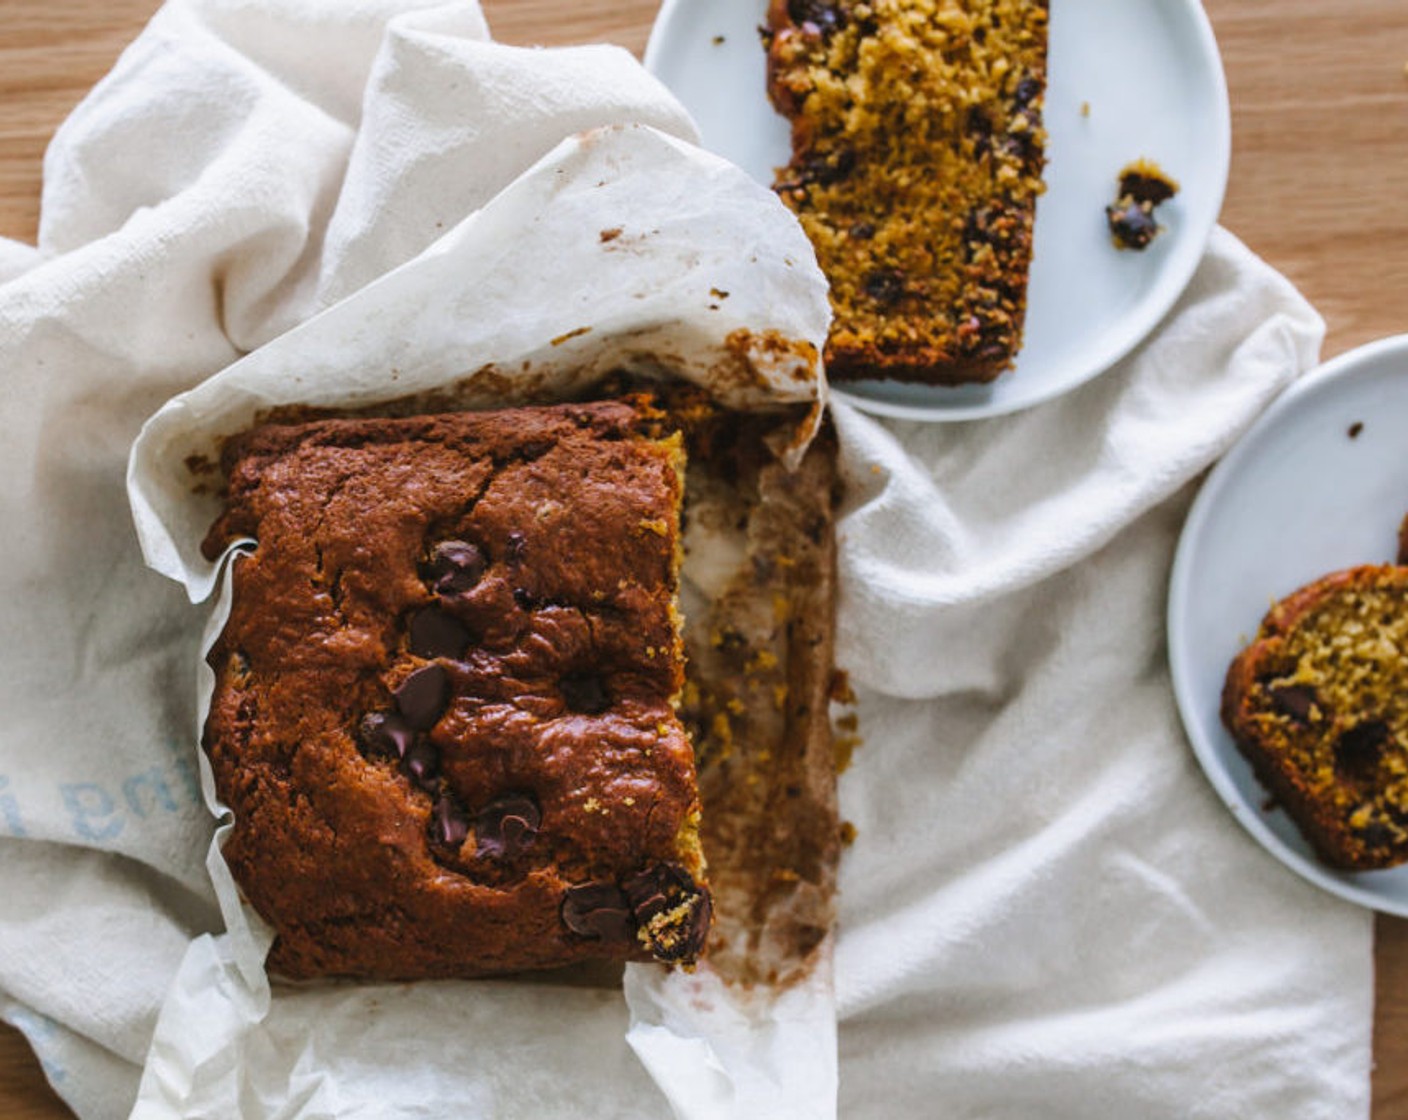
xmin=1221 ymin=565 xmax=1408 ymax=870
xmin=765 ymin=0 xmax=1049 ymax=384
xmin=201 ymin=399 xmax=710 ymax=979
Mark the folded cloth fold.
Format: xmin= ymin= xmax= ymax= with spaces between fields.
xmin=832 ymin=230 xmax=1370 ymax=1119
xmin=0 ymin=0 xmax=1372 ymax=1117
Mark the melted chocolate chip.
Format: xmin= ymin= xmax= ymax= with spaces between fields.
xmin=475 ymin=794 xmax=541 ymax=859
xmin=505 ymin=532 xmax=527 ymax=564
xmin=1000 ymin=131 xmax=1040 ymax=165
xmin=1360 ymin=822 xmax=1395 ymax=849
xmin=408 ymin=607 xmax=471 ymax=659
xmin=395 ymin=663 xmax=449 ymax=730
xmin=777 ymin=149 xmax=856 ymax=195
xmin=1119 ymin=169 xmax=1178 ymax=207
xmin=1269 ymin=684 xmax=1318 ymax=724
xmin=848 ymin=220 xmax=876 ymax=241
xmin=624 ymin=864 xmax=686 ymax=916
xmin=622 ymin=864 xmax=711 ymax=963
xmin=1335 ymin=721 xmax=1390 ymax=784
xmin=802 ymin=148 xmax=855 ymax=186
xmin=561 ymin=673 xmax=610 ymax=715
xmin=1014 ymin=76 xmax=1042 ymax=108
xmin=403 ymin=739 xmax=440 ymax=792
xmin=787 ymin=0 xmax=844 ymax=33
xmin=862 ymin=268 xmax=906 ymax=305
xmin=1106 ymin=200 xmax=1159 ymax=250
xmin=431 ymin=795 xmax=470 ymax=848
xmin=561 ymin=882 xmax=634 ymax=942
xmin=358 ymin=712 xmax=415 ymax=760
xmin=512 ymin=587 xmax=536 ymax=610
xmin=428 ymin=541 xmax=486 ymax=596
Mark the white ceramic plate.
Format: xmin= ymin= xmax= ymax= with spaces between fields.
xmin=645 ymin=0 xmax=1230 ymax=422
xmin=1168 ymin=335 xmax=1408 ymax=916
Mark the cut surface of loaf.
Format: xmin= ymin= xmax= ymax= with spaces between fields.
xmin=675 ymin=403 xmax=841 ymax=988
xmin=765 ymin=0 xmax=1049 ymax=384
xmin=201 ymin=399 xmax=710 ymax=979
xmin=1222 ymin=564 xmax=1408 ymax=870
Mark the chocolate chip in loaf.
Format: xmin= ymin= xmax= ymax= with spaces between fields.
xmin=561 ymin=882 xmax=634 ymax=942
xmin=561 ymin=673 xmax=610 ymax=715
xmin=862 ymin=268 xmax=906 ymax=306
xmin=428 ymin=540 xmax=486 ymax=596
xmin=848 ymin=220 xmax=877 ymax=241
xmin=1014 ymin=76 xmax=1043 ymax=108
xmin=968 ymin=107 xmax=994 ymax=159
xmin=1000 ymin=131 xmax=1041 ymax=166
xmin=623 ymin=864 xmax=691 ymax=919
xmin=801 ymin=148 xmax=855 ymax=186
xmin=474 ymin=794 xmax=541 ymax=859
xmin=403 ymin=739 xmax=440 ymax=792
xmin=1269 ymin=684 xmax=1318 ymax=724
xmin=431 ymin=794 xmax=470 ymax=848
xmin=787 ymin=0 xmax=845 ymax=34
xmin=1335 ymin=721 xmax=1390 ymax=784
xmin=395 ymin=664 xmax=449 ymax=730
xmin=623 ymin=863 xmax=711 ymax=963
xmin=1359 ymin=821 xmax=1396 ymax=849
xmin=358 ymin=712 xmax=415 ymax=760
xmin=408 ymin=607 xmax=471 ymax=660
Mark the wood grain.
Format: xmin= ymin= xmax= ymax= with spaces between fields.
xmin=0 ymin=1 xmax=1404 ymax=1117
xmin=1207 ymin=0 xmax=1408 ymax=360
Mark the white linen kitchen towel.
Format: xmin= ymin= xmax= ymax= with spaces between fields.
xmin=0 ymin=0 xmax=1369 ymax=1118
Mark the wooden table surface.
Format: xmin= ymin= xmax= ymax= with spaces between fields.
xmin=1 ymin=1 xmax=1405 ymax=1116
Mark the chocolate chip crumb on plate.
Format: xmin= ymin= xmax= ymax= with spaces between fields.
xmin=1168 ymin=334 xmax=1408 ymax=914
xmin=1106 ymin=158 xmax=1181 ymax=251
xmin=646 ymin=0 xmax=1230 ymax=421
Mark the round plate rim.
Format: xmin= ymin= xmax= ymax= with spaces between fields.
xmin=644 ymin=0 xmax=1232 ymax=424
xmin=1167 ymin=332 xmax=1408 ymax=917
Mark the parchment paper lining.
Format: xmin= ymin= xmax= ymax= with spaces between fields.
xmin=127 ymin=122 xmax=838 ymax=1119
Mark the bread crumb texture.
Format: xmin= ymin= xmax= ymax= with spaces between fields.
xmin=766 ymin=0 xmax=1049 ymax=384
xmin=1223 ymin=565 xmax=1408 ymax=870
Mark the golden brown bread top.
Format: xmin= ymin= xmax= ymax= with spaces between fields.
xmin=203 ymin=401 xmax=709 ymax=979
